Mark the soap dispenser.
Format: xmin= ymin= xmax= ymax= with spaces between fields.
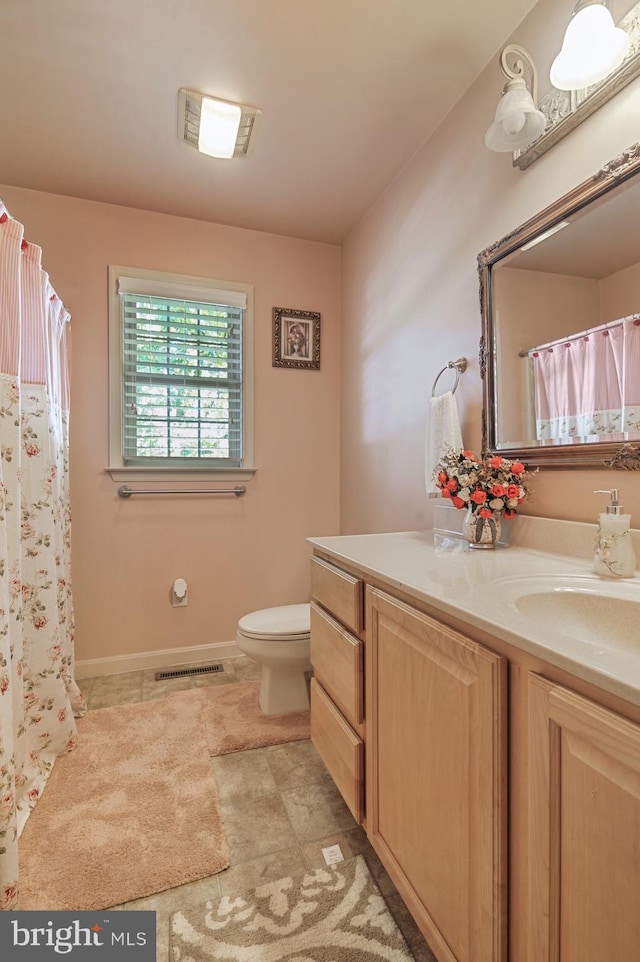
xmin=593 ymin=489 xmax=636 ymax=578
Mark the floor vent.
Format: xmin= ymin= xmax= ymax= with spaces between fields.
xmin=155 ymin=663 xmax=224 ymax=680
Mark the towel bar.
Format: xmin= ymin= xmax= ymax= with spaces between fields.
xmin=431 ymin=357 xmax=467 ymax=397
xmin=118 ymin=484 xmax=246 ymax=498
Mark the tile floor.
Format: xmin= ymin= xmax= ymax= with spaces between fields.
xmin=78 ymin=656 xmax=437 ymax=961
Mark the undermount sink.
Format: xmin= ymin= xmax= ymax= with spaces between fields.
xmin=490 ymin=575 xmax=640 ymax=652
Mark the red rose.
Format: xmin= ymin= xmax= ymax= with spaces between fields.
xmin=446 ymin=478 xmax=458 ymax=492
xmin=511 ymin=462 xmax=525 ymax=474
xmin=438 ymin=471 xmax=447 ymax=484
xmin=479 ymin=507 xmax=493 ymax=519
xmin=470 ymin=489 xmax=487 ymax=504
xmin=452 ymin=496 xmax=465 ymax=509
xmin=506 ymin=484 xmax=520 ymax=500
xmin=489 ymin=456 xmax=503 ymax=468
xmin=463 ymin=450 xmax=478 ymax=461
xmin=441 ymin=487 xmax=451 ymax=498
xmin=490 ymin=483 xmax=505 ymax=497
xmin=503 ymin=509 xmax=516 ymax=519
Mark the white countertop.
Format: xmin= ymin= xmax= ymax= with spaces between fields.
xmin=308 ymin=523 xmax=640 ymax=707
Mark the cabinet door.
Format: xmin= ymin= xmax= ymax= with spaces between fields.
xmin=366 ymin=588 xmax=507 ymax=962
xmin=528 ymin=673 xmax=640 ymax=962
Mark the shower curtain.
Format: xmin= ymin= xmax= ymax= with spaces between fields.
xmin=0 ymin=203 xmax=85 ymax=910
xmin=532 ymin=316 xmax=640 ymax=440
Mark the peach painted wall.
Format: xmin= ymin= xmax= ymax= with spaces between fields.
xmin=494 ymin=268 xmax=599 ymax=442
xmin=341 ymin=0 xmax=640 ymax=532
xmin=600 ymin=260 xmax=640 ymax=321
xmin=0 ymin=186 xmax=341 ymax=663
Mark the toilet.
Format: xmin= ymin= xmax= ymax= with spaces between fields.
xmin=236 ymin=603 xmax=312 ymax=714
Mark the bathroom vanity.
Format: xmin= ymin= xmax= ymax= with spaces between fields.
xmin=308 ymin=520 xmax=640 ymax=962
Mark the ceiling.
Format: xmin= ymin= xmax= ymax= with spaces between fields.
xmin=0 ymin=0 xmax=539 ymax=244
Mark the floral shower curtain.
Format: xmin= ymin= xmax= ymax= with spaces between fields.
xmin=532 ymin=315 xmax=640 ymax=440
xmin=0 ymin=203 xmax=85 ymax=910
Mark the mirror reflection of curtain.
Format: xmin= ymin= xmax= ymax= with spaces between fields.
xmin=0 ymin=203 xmax=86 ymax=909
xmin=532 ymin=315 xmax=640 ymax=440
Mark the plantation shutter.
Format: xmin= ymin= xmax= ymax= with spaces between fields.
xmin=119 ymin=279 xmax=245 ymax=466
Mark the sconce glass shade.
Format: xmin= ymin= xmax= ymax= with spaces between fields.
xmin=485 ymin=80 xmax=546 ymax=152
xmin=550 ymin=2 xmax=630 ymax=91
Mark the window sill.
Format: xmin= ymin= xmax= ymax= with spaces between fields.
xmin=106 ymin=466 xmax=257 ymax=483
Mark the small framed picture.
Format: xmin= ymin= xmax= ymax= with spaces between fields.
xmin=272 ymin=307 xmax=321 ymax=370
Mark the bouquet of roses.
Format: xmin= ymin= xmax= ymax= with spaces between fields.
xmin=435 ymin=449 xmax=533 ymax=519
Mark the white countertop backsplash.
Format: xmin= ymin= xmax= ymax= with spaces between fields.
xmin=308 ymin=512 xmax=640 ymax=707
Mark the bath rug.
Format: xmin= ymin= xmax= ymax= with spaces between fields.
xmin=18 ymin=691 xmax=229 ymax=910
xmin=199 ymin=680 xmax=310 ymax=756
xmin=170 ymin=854 xmax=415 ymax=961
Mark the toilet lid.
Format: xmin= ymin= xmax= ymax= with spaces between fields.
xmin=238 ymin=603 xmax=310 ymax=640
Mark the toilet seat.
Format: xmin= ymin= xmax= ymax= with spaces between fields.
xmin=237 ymin=603 xmax=310 ymax=642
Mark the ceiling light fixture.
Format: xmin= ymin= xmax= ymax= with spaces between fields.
xmin=550 ymin=0 xmax=630 ymax=91
xmin=178 ymin=89 xmax=261 ymax=159
xmin=485 ymin=45 xmax=546 ymax=153
xmin=519 ymin=220 xmax=571 ymax=251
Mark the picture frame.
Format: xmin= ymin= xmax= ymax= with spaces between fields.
xmin=272 ymin=307 xmax=321 ymax=370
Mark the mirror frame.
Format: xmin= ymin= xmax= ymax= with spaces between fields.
xmin=478 ymin=141 xmax=640 ymax=469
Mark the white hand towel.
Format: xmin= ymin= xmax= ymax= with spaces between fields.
xmin=425 ymin=390 xmax=463 ymax=495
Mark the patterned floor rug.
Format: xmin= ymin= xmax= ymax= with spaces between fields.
xmin=170 ymin=854 xmax=415 ymax=961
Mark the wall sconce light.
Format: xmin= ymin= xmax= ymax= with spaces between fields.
xmin=485 ymin=45 xmax=546 ymax=152
xmin=178 ymin=89 xmax=261 ymax=159
xmin=490 ymin=0 xmax=640 ymax=168
xmin=550 ymin=0 xmax=630 ymax=91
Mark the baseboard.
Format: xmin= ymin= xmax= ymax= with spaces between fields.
xmin=75 ymin=640 xmax=242 ymax=679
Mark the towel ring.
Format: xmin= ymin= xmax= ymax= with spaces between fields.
xmin=431 ymin=357 xmax=467 ymax=397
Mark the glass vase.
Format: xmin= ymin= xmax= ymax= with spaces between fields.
xmin=462 ymin=507 xmax=501 ymax=549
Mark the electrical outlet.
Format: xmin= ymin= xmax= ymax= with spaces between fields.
xmin=172 ymin=579 xmax=188 ymax=607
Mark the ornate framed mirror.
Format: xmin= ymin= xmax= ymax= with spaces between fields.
xmin=478 ymin=142 xmax=640 ymax=469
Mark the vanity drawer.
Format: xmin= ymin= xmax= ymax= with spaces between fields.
xmin=311 ymin=678 xmax=364 ymax=824
xmin=310 ymin=601 xmax=363 ymax=728
xmin=310 ymin=557 xmax=363 ymax=634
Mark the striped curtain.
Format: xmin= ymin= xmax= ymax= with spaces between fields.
xmin=0 ymin=203 xmax=85 ymax=910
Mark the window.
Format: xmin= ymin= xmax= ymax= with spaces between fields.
xmin=108 ymin=267 xmax=254 ymax=478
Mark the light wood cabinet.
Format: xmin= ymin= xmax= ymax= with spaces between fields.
xmin=528 ymin=673 xmax=640 ymax=962
xmin=309 ymin=557 xmax=365 ymax=824
xmin=310 ymin=556 xmax=363 ymax=634
xmin=310 ymin=601 xmax=363 ymax=727
xmin=309 ymin=544 xmax=640 ymax=962
xmin=366 ymin=587 xmax=507 ymax=962
xmin=310 ymin=678 xmax=364 ymax=823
